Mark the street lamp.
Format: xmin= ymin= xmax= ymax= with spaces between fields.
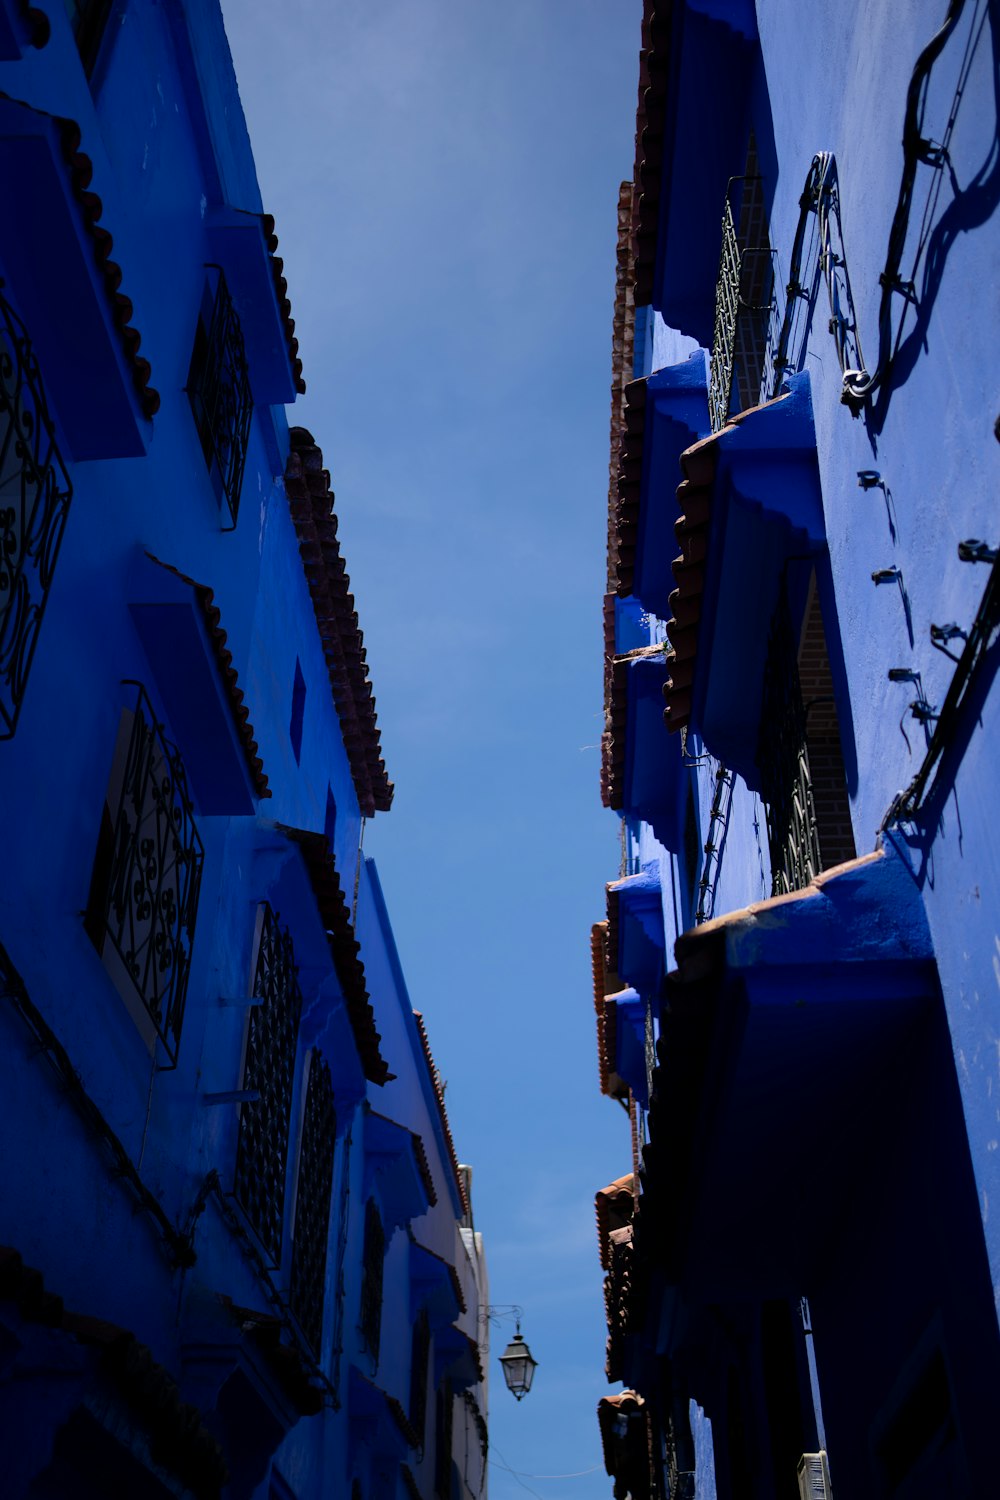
xmin=482 ymin=1304 xmax=539 ymax=1401
xmin=497 ymin=1322 xmax=538 ymax=1401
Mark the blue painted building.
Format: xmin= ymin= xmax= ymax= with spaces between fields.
xmin=594 ymin=3 xmax=1000 ymax=1497
xmin=0 ymin=3 xmax=488 ymax=1496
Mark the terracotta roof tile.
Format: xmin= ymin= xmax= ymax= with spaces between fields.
xmin=663 ymin=397 xmax=783 ymax=733
xmin=386 ymin=1392 xmax=421 ymax=1448
xmin=631 ymin=1 xmax=670 ymax=306
xmin=285 ymin=429 xmax=392 ymax=816
xmin=595 ymin=1174 xmax=635 ymax=1270
xmin=411 ymin=1131 xmax=438 ymax=1209
xmin=400 ymin=1465 xmax=422 ymax=1500
xmin=45 ymin=110 xmax=159 ymax=418
xmin=0 ymin=1248 xmax=227 ymax=1496
xmin=613 ymin=378 xmax=648 ymax=600
xmin=144 ymin=553 xmax=270 ymax=798
xmin=278 ymin=825 xmax=390 ymax=1085
xmin=602 ymin=642 xmax=667 ymax=811
xmin=608 ymin=182 xmax=637 ymax=593
xmin=261 ymin=214 xmax=305 ymax=395
xmin=410 ymin=1239 xmax=467 ymax=1316
xmin=413 ymin=1011 xmax=469 ymax=1218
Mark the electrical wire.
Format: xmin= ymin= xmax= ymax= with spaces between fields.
xmin=841 ymin=0 xmax=968 ymax=409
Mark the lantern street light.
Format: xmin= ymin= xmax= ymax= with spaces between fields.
xmin=498 ymin=1326 xmax=538 ymax=1400
xmin=482 ymin=1304 xmax=538 ymax=1401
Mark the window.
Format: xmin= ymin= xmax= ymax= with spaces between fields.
xmin=359 ymin=1198 xmax=385 ymax=1364
xmin=233 ymin=904 xmax=303 ymax=1262
xmin=0 ymin=283 xmax=73 ymax=739
xmin=289 ymin=658 xmax=306 ymax=763
xmin=84 ymin=683 xmax=204 ymax=1063
xmin=289 ymin=1051 xmax=337 ymax=1354
xmin=64 ymin=0 xmax=113 ymax=75
xmin=186 ymin=269 xmax=252 ymax=529
xmin=410 ymin=1307 xmax=431 ymax=1445
xmin=709 ymin=137 xmax=774 ymax=432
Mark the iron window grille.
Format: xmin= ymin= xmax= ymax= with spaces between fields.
xmin=708 ymin=173 xmax=774 ymax=433
xmin=186 ymin=268 xmax=252 ymax=530
xmin=359 ymin=1198 xmax=385 ymax=1365
xmin=410 ymin=1307 xmax=431 ymax=1445
xmin=233 ymin=903 xmax=303 ymax=1263
xmin=756 ymin=594 xmax=822 ymax=897
xmin=84 ymin=683 xmax=204 ymax=1062
xmin=0 ymin=283 xmax=73 ymax=739
xmin=288 ymin=1050 xmax=337 ymax=1354
xmin=64 ymin=0 xmax=114 ymax=75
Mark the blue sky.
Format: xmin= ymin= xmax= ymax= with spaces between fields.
xmin=220 ymin=2 xmax=641 ymax=1492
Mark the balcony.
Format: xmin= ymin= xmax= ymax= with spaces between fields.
xmin=0 ymin=283 xmax=73 ymax=738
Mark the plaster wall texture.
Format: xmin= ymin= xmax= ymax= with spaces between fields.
xmin=0 ymin=2 xmax=485 ymax=1495
xmin=600 ymin=1 xmax=1000 ymax=1493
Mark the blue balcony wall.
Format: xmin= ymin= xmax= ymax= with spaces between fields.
xmin=600 ymin=2 xmax=1000 ymax=1494
xmin=0 ymin=4 xmax=484 ymax=1496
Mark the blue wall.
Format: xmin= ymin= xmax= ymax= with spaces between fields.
xmin=597 ymin=2 xmax=1000 ymax=1496
xmin=0 ymin=4 xmax=486 ymax=1497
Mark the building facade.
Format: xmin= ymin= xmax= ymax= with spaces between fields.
xmin=0 ymin=3 xmax=487 ymax=1497
xmin=595 ymin=2 xmax=1000 ymax=1497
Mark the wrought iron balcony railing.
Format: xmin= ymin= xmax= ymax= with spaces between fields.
xmin=757 ymin=596 xmax=822 ymax=896
xmin=0 ymin=284 xmax=73 ymax=738
xmin=289 ymin=1050 xmax=337 ymax=1353
xmin=187 ymin=269 xmax=253 ymax=529
xmin=708 ymin=179 xmax=775 ymax=433
xmin=234 ymin=903 xmax=303 ymax=1263
xmin=87 ymin=683 xmax=204 ymax=1061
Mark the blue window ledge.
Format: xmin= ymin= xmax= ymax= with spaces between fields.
xmin=207 ymin=207 xmax=302 ymax=406
xmin=666 ymin=371 xmax=827 ymax=786
xmin=0 ymin=96 xmax=153 ymax=457
xmin=616 ymin=350 xmax=710 ymax=622
xmin=646 ymin=0 xmax=758 ymax=343
xmin=642 ymin=842 xmax=935 ymax=1287
xmin=410 ymin=1240 xmax=463 ymax=1329
xmin=363 ymin=1107 xmax=431 ymax=1232
xmin=605 ymin=986 xmax=649 ymax=1109
xmin=128 ymin=550 xmax=264 ymax=815
xmin=607 ymin=866 xmax=665 ymax=1000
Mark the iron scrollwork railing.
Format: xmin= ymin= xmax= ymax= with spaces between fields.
xmin=187 ymin=269 xmax=252 ymax=530
xmin=708 ymin=179 xmax=774 ymax=433
xmin=234 ymin=903 xmax=303 ymax=1263
xmin=95 ymin=683 xmax=204 ymax=1061
xmin=289 ymin=1049 xmax=337 ymax=1354
xmin=0 ymin=284 xmax=73 ymax=738
xmin=757 ymin=597 xmax=822 ymax=896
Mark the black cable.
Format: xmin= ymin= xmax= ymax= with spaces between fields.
xmin=881 ymin=549 xmax=1000 ymax=827
xmin=842 ymin=0 xmax=968 ymax=409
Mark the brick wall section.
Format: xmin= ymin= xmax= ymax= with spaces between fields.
xmin=797 ymin=583 xmax=856 ymax=869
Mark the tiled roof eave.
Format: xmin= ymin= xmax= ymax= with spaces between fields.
xmin=631 ymin=1 xmax=671 ymax=306
xmin=278 ymin=825 xmax=390 ymax=1085
xmin=285 ymin=430 xmax=393 ymax=817
xmin=144 ymin=553 xmax=270 ymax=798
xmin=413 ymin=1011 xmax=469 ymax=1218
